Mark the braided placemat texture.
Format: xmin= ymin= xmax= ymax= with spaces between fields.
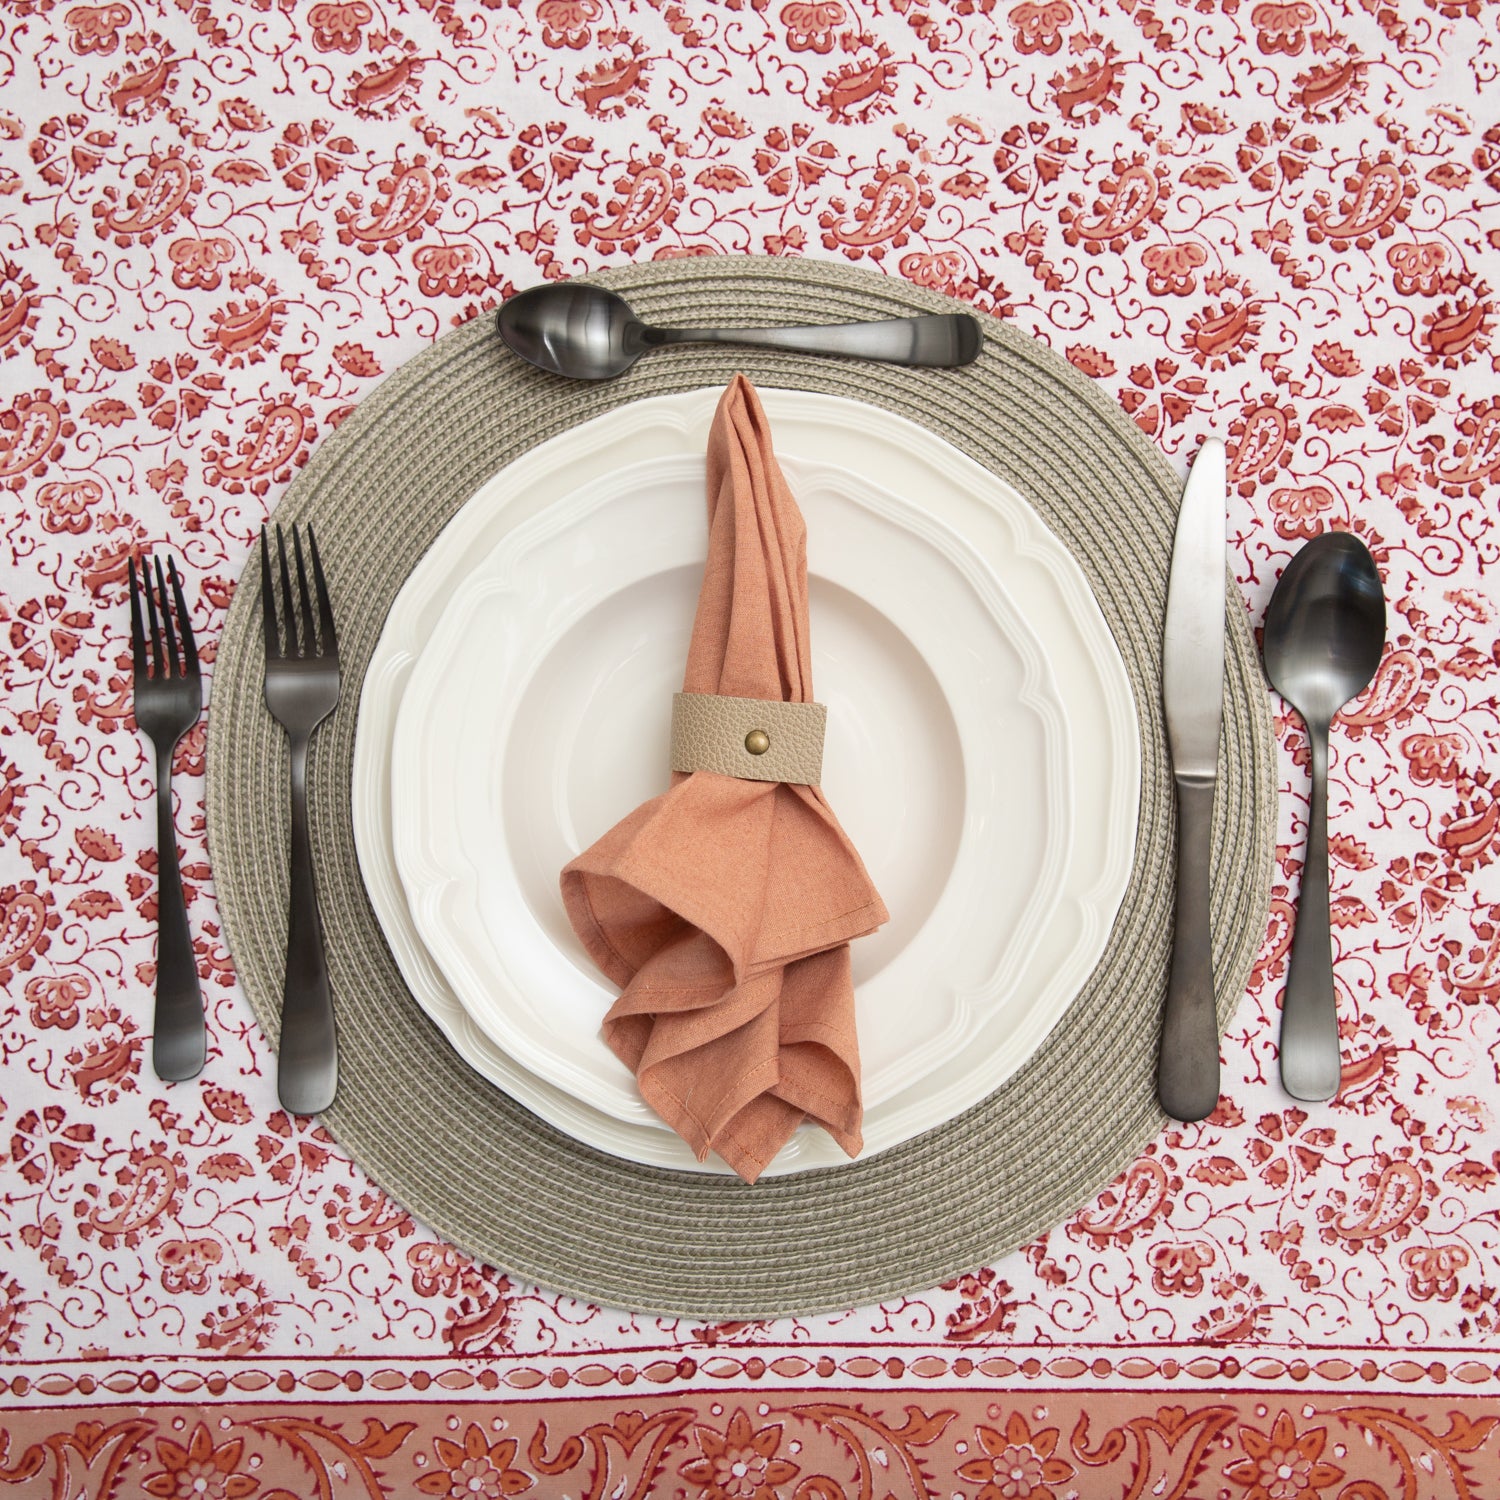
xmin=206 ymin=255 xmax=1277 ymax=1318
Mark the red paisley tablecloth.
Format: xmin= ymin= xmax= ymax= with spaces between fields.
xmin=5 ymin=0 xmax=1500 ymax=1495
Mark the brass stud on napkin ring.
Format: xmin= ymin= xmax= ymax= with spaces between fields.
xmin=671 ymin=693 xmax=825 ymax=785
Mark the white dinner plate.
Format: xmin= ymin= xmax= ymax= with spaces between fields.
xmin=395 ymin=450 xmax=1063 ymax=1115
xmin=356 ymin=389 xmax=1139 ymax=1174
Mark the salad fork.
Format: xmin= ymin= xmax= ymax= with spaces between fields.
xmin=129 ymin=553 xmax=207 ymax=1081
xmin=261 ymin=523 xmax=341 ymax=1115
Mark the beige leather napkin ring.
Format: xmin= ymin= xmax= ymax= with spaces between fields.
xmin=671 ymin=693 xmax=826 ymax=785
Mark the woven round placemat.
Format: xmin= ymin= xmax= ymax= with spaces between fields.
xmin=206 ymin=255 xmax=1276 ymax=1319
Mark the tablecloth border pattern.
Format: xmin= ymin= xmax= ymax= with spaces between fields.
xmin=2 ymin=1389 xmax=1497 ymax=1499
xmin=5 ymin=1345 xmax=1496 ymax=1407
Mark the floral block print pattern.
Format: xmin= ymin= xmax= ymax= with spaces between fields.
xmin=4 ymin=1394 xmax=1500 ymax=1499
xmin=3 ymin=0 xmax=1500 ymax=1462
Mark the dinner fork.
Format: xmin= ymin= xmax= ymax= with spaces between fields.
xmin=261 ymin=523 xmax=341 ymax=1115
xmin=129 ymin=553 xmax=207 ymax=1081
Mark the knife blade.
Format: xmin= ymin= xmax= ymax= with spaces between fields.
xmin=1157 ymin=436 xmax=1226 ymax=1123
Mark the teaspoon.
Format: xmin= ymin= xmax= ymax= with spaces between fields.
xmin=1262 ymin=531 xmax=1385 ymax=1102
xmin=497 ymin=283 xmax=983 ymax=380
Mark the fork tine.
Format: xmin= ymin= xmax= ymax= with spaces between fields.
xmin=128 ymin=555 xmax=148 ymax=681
xmin=306 ymin=525 xmax=337 ymax=655
xmin=275 ymin=524 xmax=300 ymax=658
xmin=291 ymin=526 xmax=316 ymax=655
xmin=260 ymin=526 xmax=281 ymax=659
xmin=142 ymin=550 xmax=165 ymax=679
xmin=155 ymin=556 xmax=181 ymax=679
xmin=169 ymin=557 xmax=199 ymax=678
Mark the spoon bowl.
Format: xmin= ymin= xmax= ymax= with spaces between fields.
xmin=498 ymin=284 xmax=645 ymax=380
xmin=1262 ymin=530 xmax=1385 ymax=1101
xmin=1264 ymin=533 xmax=1385 ymax=722
xmin=497 ymin=283 xmax=983 ymax=380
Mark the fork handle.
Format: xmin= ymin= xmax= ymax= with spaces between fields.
xmin=278 ymin=733 xmax=338 ymax=1116
xmin=153 ymin=747 xmax=206 ymax=1081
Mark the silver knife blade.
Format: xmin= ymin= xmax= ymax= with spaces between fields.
xmin=1162 ymin=437 xmax=1226 ymax=781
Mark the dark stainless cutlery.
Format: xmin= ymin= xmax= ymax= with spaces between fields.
xmin=261 ymin=523 xmax=341 ymax=1116
xmin=1157 ymin=438 xmax=1227 ymax=1123
xmin=129 ymin=553 xmax=207 ymax=1082
xmin=497 ymin=282 xmax=984 ymax=380
xmin=1263 ymin=532 xmax=1386 ymax=1102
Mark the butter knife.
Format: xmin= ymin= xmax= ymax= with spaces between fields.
xmin=1157 ymin=437 xmax=1226 ymax=1122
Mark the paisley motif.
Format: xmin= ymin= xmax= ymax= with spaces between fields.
xmin=1448 ymin=913 xmax=1500 ymax=1004
xmin=2 ymin=400 xmax=64 ymax=482
xmin=1341 ymin=647 xmax=1427 ymax=730
xmin=1051 ymin=41 xmax=1122 ymax=123
xmin=819 ymin=45 xmax=898 ymax=125
xmin=1330 ymin=1159 xmax=1426 ymax=1245
xmin=94 ymin=149 xmax=200 ymax=245
xmin=0 ymin=288 xmax=34 ymax=350
xmin=577 ymin=34 xmax=649 ymax=118
xmin=109 ymin=55 xmax=177 ymax=117
xmin=1427 ymin=402 xmax=1500 ymax=495
xmin=1305 ymin=154 xmax=1414 ymax=250
xmin=339 ymin=161 xmax=439 ymax=249
xmin=1071 ymin=1158 xmax=1171 ymax=1247
xmin=209 ymin=296 xmax=285 ymax=365
xmin=826 ymin=170 xmax=924 ymax=248
xmin=1424 ymin=293 xmax=1491 ymax=365
xmin=1228 ymin=401 xmax=1292 ymax=486
xmin=573 ymin=159 xmax=681 ymax=250
xmin=211 ymin=400 xmax=309 ymax=481
xmin=1060 ymin=154 xmax=1167 ymax=252
xmin=350 ymin=55 xmax=419 ymax=112
xmin=81 ymin=1150 xmax=184 ymax=1246
xmin=1 ymin=884 xmax=55 ymax=978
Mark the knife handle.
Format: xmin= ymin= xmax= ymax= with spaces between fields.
xmin=1158 ymin=777 xmax=1220 ymax=1122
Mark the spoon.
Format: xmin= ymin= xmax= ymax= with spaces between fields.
xmin=1262 ymin=531 xmax=1385 ymax=1102
xmin=497 ymin=283 xmax=983 ymax=380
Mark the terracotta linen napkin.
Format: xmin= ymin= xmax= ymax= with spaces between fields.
xmin=560 ymin=375 xmax=888 ymax=1182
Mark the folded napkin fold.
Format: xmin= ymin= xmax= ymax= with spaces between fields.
xmin=560 ymin=375 xmax=888 ymax=1182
